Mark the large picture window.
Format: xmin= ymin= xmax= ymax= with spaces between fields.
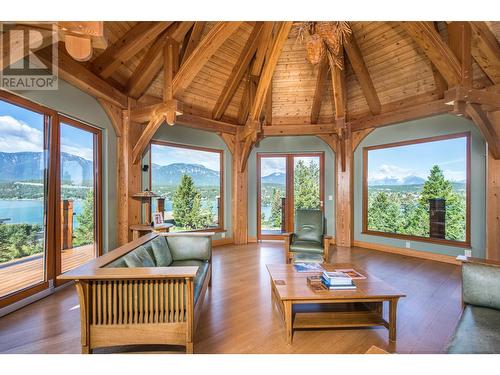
xmin=363 ymin=132 xmax=470 ymax=246
xmin=150 ymin=141 xmax=223 ymax=232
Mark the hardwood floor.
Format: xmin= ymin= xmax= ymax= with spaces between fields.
xmin=0 ymin=242 xmax=462 ymax=354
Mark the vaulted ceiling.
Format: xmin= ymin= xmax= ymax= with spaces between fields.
xmin=85 ymin=21 xmax=499 ymax=126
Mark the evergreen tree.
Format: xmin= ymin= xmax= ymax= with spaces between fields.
xmin=294 ymin=160 xmax=320 ymax=209
xmin=172 ymin=174 xmax=214 ymax=230
xmin=367 ymin=192 xmax=402 ymax=233
xmin=269 ymin=188 xmax=283 ymax=229
xmin=73 ymin=190 xmax=94 ymax=247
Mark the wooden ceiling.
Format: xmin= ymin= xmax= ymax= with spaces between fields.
xmin=82 ymin=21 xmax=499 ymax=126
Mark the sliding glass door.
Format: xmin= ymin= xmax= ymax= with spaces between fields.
xmin=0 ymin=96 xmax=50 ymax=302
xmin=58 ymin=117 xmax=101 ymax=275
xmin=257 ymin=153 xmax=324 ymax=240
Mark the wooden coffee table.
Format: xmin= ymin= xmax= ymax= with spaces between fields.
xmin=267 ymin=263 xmax=405 ymax=344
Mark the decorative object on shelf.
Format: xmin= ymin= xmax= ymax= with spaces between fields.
xmin=153 ymin=212 xmax=164 ymax=227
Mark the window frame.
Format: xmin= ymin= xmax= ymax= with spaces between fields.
xmin=148 ymin=140 xmax=225 ymax=233
xmin=362 ymin=131 xmax=471 ymax=248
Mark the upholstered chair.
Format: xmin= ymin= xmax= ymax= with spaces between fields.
xmin=283 ymin=209 xmax=332 ymax=263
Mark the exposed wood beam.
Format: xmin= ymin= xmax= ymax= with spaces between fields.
xmin=445 ymin=86 xmax=500 ymax=109
xmin=219 ymin=132 xmax=236 ymax=154
xmin=173 ymin=22 xmax=243 ymax=98
xmin=447 ymin=22 xmax=473 ymax=88
xmin=180 ymin=22 xmax=207 ymax=66
xmin=350 ymin=99 xmax=450 ymax=131
xmin=470 ymin=22 xmax=500 ymax=84
xmin=212 ymin=22 xmax=264 ymax=120
xmin=310 ymin=56 xmax=329 ymax=124
xmin=249 ymin=21 xmax=292 ymax=122
xmin=250 ymin=22 xmax=274 ymax=77
xmin=262 ymin=123 xmax=337 ymax=136
xmin=328 ymin=47 xmax=347 ymax=120
xmin=265 ymin=79 xmax=273 ymax=125
xmin=428 ymin=22 xmax=449 ymax=99
xmin=131 ymin=112 xmax=164 ymax=164
xmin=35 ymin=44 xmax=128 ymax=108
xmin=170 ymin=22 xmax=195 ymax=44
xmin=344 ymin=32 xmax=381 ymax=115
xmin=93 ymin=22 xmax=172 ymax=78
xmin=237 ymin=72 xmax=256 ymax=125
xmin=401 ymin=21 xmax=462 ymax=87
xmin=126 ymin=34 xmax=167 ymax=99
xmin=466 ymin=103 xmax=500 ymax=159
xmin=97 ymin=98 xmax=123 ymax=137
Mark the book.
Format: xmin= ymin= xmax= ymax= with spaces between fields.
xmin=294 ymin=263 xmax=324 ymax=273
xmin=321 ymin=275 xmax=355 ymax=287
xmin=324 ymin=284 xmax=357 ymax=290
xmin=333 ymin=268 xmax=366 ymax=280
xmin=321 ymin=271 xmax=353 ymax=285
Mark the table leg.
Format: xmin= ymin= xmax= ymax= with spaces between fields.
xmin=284 ymin=300 xmax=293 ymax=344
xmin=389 ymin=298 xmax=398 ymax=342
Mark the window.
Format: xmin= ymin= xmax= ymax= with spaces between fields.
xmin=150 ymin=141 xmax=223 ymax=232
xmin=363 ymin=133 xmax=470 ymax=246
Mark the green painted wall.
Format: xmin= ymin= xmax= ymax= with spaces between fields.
xmin=247 ymin=136 xmax=336 ymax=238
xmin=354 ymin=114 xmax=486 ymax=258
xmin=15 ymin=79 xmax=119 ymax=252
xmin=141 ymin=124 xmax=232 ymax=241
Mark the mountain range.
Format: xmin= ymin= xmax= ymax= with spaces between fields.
xmin=151 ymin=163 xmax=220 ymax=186
xmin=261 ymin=171 xmax=286 ymax=184
xmin=0 ymin=151 xmax=93 ymax=185
xmin=368 ymin=175 xmax=426 ymax=186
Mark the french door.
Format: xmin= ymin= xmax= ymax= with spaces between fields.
xmin=257 ymin=153 xmax=324 ymax=240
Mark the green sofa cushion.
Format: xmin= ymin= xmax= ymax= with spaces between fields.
xmin=105 ymin=257 xmax=128 ymax=268
xmin=290 ymin=240 xmax=324 ymax=254
xmin=447 ymin=305 xmax=500 ymax=354
xmin=167 ymin=236 xmax=211 ymax=261
xmin=463 ymin=262 xmax=500 ymax=311
xmin=150 ymin=235 xmax=173 ymax=266
xmin=122 ymin=245 xmax=155 ymax=268
xmin=294 ymin=210 xmax=323 ymax=243
xmin=171 ymin=260 xmax=209 ymax=304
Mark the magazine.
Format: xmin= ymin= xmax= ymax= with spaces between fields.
xmin=294 ymin=263 xmax=324 ymax=272
xmin=333 ymin=268 xmax=366 ymax=279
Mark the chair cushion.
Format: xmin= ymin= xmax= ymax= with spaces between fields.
xmin=447 ymin=305 xmax=500 ymax=353
xmin=122 ymin=245 xmax=155 ymax=268
xmin=294 ymin=210 xmax=323 ymax=243
xmin=105 ymin=257 xmax=128 ymax=268
xmin=170 ymin=260 xmax=209 ymax=304
xmin=463 ymin=262 xmax=500 ymax=310
xmin=290 ymin=240 xmax=324 ymax=254
xmin=150 ymin=235 xmax=173 ymax=266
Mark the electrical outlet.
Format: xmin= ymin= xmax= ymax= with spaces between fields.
xmin=465 ymin=249 xmax=472 ymax=257
xmin=328 ymin=195 xmax=333 ymax=201
xmin=221 ymin=232 xmax=226 ymax=239
xmin=405 ymin=241 xmax=411 ymax=249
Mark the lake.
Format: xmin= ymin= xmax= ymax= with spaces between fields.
xmin=0 ymin=199 xmax=84 ymax=227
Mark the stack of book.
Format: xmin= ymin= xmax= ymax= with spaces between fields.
xmin=321 ymin=271 xmax=356 ymax=290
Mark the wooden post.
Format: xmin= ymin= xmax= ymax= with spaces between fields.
xmin=487 ymin=110 xmax=500 ymax=260
xmin=232 ymin=137 xmax=249 ymax=245
xmin=117 ymin=107 xmax=130 ymax=245
xmin=335 ymin=128 xmax=354 ymax=247
xmin=128 ymin=117 xmax=144 ymax=242
xmin=61 ymin=199 xmax=74 ymax=250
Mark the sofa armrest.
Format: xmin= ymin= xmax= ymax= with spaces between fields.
xmin=462 ymin=261 xmax=500 ymax=310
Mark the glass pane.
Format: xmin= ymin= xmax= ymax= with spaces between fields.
xmin=260 ymin=157 xmax=286 ymax=235
xmin=151 ymin=144 xmax=221 ymax=231
xmin=366 ymin=136 xmax=467 ymax=242
xmin=60 ymin=122 xmax=96 ymax=272
xmin=0 ymin=100 xmax=47 ymax=297
xmin=293 ymin=156 xmax=321 ymax=211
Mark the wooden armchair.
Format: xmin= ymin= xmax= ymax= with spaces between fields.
xmin=283 ymin=209 xmax=332 ymax=263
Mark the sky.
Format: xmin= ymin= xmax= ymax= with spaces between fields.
xmin=260 ymin=156 xmax=319 ymax=177
xmin=0 ymin=100 xmax=94 ymax=161
xmin=367 ymin=137 xmax=467 ymax=184
xmin=151 ymin=143 xmax=220 ymax=171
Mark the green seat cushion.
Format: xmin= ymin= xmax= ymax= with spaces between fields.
xmin=166 ymin=236 xmax=211 ymax=261
xmin=150 ymin=235 xmax=173 ymax=266
xmin=294 ymin=210 xmax=324 ymax=243
xmin=122 ymin=245 xmax=155 ymax=268
xmin=292 ymin=252 xmax=324 ymax=263
xmin=290 ymin=240 xmax=324 ymax=254
xmin=447 ymin=305 xmax=500 ymax=354
xmin=105 ymin=257 xmax=128 ymax=268
xmin=170 ymin=260 xmax=209 ymax=304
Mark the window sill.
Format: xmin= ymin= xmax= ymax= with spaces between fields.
xmin=361 ymin=230 xmax=471 ymax=249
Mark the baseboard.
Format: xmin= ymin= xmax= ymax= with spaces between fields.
xmin=213 ymin=238 xmax=233 ymax=246
xmin=353 ymin=240 xmax=461 ymax=265
xmin=248 ymin=236 xmax=257 ymax=243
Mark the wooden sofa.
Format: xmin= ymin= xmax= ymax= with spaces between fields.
xmin=59 ymin=232 xmax=213 ymax=354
